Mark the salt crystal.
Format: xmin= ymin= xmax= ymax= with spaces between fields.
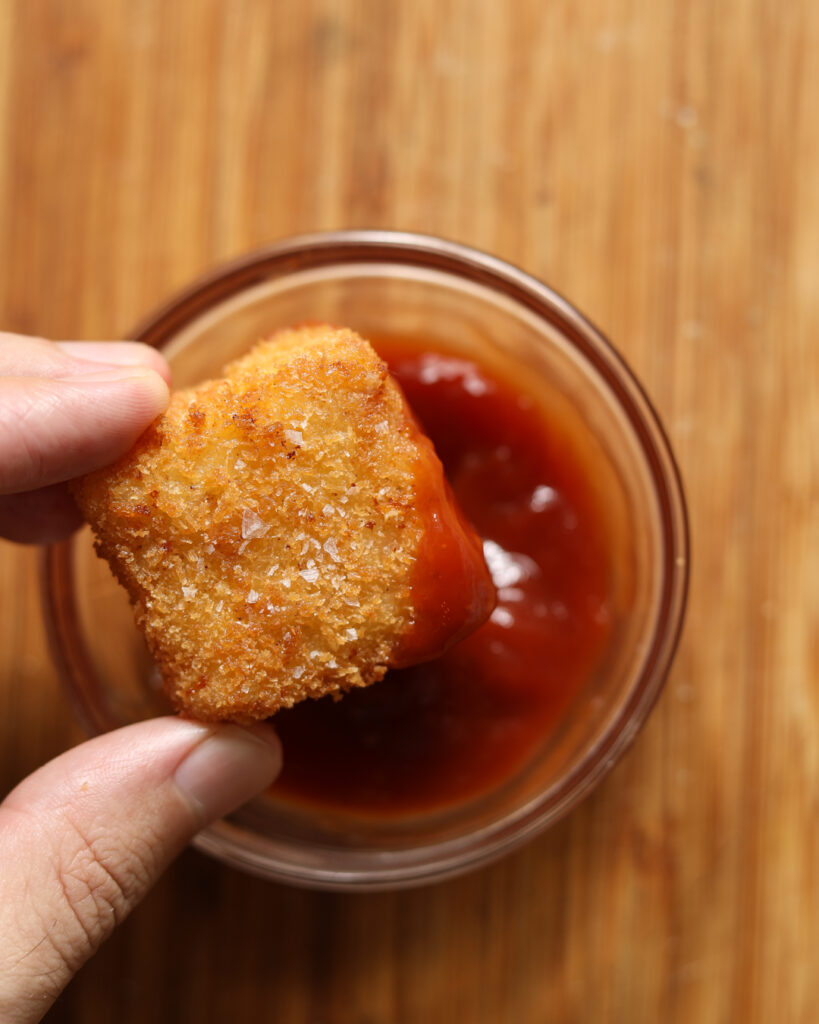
xmin=343 ymin=596 xmax=360 ymax=607
xmin=299 ymin=567 xmax=319 ymax=583
xmin=247 ymin=589 xmax=260 ymax=604
xmin=205 ymin=543 xmax=215 ymax=554
xmin=215 ymin=600 xmax=223 ymax=612
xmin=266 ymin=564 xmax=279 ymax=576
xmin=345 ymin=628 xmax=357 ymax=641
xmin=327 ymin=659 xmax=338 ymax=668
xmin=182 ymin=585 xmax=197 ymax=600
xmin=322 ymin=504 xmax=335 ymax=516
xmin=293 ymin=666 xmax=305 ymax=679
xmin=196 ymin=557 xmax=204 ymax=570
xmin=238 ymin=540 xmax=249 ymax=555
xmin=234 ymin=458 xmax=246 ymax=470
xmin=284 ymin=429 xmax=303 ymax=446
xmin=323 ymin=538 xmax=340 ymax=562
xmin=281 ymin=578 xmax=291 ymax=588
xmin=301 ymin=482 xmax=314 ymax=493
xmin=242 ymin=508 xmax=269 ymax=540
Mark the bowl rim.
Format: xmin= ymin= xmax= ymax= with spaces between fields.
xmin=41 ymin=230 xmax=689 ymax=890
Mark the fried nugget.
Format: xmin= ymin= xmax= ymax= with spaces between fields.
xmin=72 ymin=326 xmax=494 ymax=722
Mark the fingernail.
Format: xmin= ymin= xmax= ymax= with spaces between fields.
xmin=56 ymin=342 xmax=172 ymax=385
xmin=58 ymin=341 xmax=151 ymax=366
xmin=65 ymin=366 xmax=171 ymax=412
xmin=61 ymin=366 xmax=158 ymax=383
xmin=173 ymin=726 xmax=282 ymax=822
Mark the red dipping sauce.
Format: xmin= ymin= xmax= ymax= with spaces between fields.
xmin=271 ymin=341 xmax=614 ymax=815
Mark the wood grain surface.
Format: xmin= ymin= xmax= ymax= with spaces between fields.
xmin=1 ymin=1 xmax=817 ymax=1021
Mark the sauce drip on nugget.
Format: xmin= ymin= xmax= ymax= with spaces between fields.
xmin=72 ymin=326 xmax=495 ymax=722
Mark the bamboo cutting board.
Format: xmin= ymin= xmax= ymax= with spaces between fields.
xmin=0 ymin=2 xmax=816 ymax=1021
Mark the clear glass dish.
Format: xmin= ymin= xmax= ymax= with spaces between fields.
xmin=41 ymin=231 xmax=689 ymax=890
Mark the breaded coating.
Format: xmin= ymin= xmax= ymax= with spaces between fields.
xmin=72 ymin=326 xmax=494 ymax=722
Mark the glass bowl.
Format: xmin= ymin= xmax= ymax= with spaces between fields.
xmin=41 ymin=231 xmax=688 ymax=890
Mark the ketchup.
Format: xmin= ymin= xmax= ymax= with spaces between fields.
xmin=271 ymin=342 xmax=613 ymax=815
xmin=390 ymin=408 xmax=496 ymax=667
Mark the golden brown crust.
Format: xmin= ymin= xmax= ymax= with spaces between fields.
xmin=72 ymin=327 xmax=431 ymax=722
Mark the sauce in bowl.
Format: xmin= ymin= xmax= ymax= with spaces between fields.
xmin=272 ymin=340 xmax=614 ymax=815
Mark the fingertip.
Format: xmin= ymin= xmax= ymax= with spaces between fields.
xmin=0 ymin=370 xmax=170 ymax=493
xmin=173 ymin=723 xmax=282 ymax=824
xmin=129 ymin=366 xmax=171 ymax=418
xmin=56 ymin=341 xmax=172 ymax=387
xmin=242 ymin=721 xmax=283 ymax=757
xmin=68 ymin=365 xmax=171 ymax=418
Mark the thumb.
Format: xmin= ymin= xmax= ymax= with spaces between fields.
xmin=0 ymin=369 xmax=169 ymax=494
xmin=0 ymin=718 xmax=281 ymax=1023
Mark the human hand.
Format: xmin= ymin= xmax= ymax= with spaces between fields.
xmin=0 ymin=334 xmax=281 ymax=1023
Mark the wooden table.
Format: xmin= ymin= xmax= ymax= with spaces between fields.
xmin=1 ymin=2 xmax=816 ymax=1021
